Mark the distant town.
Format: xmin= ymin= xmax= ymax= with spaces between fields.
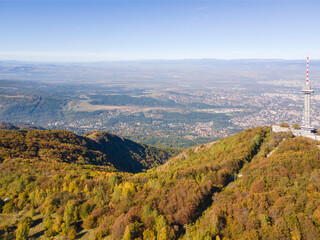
xmin=1 ymin=59 xmax=320 ymax=147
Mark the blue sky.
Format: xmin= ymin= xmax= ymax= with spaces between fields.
xmin=0 ymin=0 xmax=319 ymax=62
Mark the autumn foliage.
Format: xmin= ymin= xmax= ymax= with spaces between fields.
xmin=1 ymin=127 xmax=319 ymax=239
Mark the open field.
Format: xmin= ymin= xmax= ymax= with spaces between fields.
xmin=66 ymin=99 xmax=185 ymax=113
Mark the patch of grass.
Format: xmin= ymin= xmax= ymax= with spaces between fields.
xmin=0 ymin=213 xmax=20 ymax=225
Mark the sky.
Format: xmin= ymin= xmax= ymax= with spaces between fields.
xmin=0 ymin=0 xmax=319 ymax=62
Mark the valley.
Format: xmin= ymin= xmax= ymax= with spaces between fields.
xmin=1 ymin=59 xmax=320 ymax=148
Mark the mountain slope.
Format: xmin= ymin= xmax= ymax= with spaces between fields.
xmin=1 ymin=127 xmax=319 ymax=240
xmin=0 ymin=127 xmax=270 ymax=239
xmin=85 ymin=131 xmax=179 ymax=172
xmin=0 ymin=129 xmax=178 ymax=173
xmin=182 ymin=135 xmax=320 ymax=239
xmin=124 ymin=126 xmax=270 ymax=238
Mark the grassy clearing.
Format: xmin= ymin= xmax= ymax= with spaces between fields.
xmin=0 ymin=213 xmax=20 ymax=225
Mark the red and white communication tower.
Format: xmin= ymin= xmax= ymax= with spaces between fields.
xmin=301 ymin=56 xmax=314 ymax=131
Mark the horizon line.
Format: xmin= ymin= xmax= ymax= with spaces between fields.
xmin=1 ymin=57 xmax=319 ymax=64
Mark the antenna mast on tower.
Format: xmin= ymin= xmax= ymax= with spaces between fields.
xmin=306 ymin=56 xmax=309 ymax=85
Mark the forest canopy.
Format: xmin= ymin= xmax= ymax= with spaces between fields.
xmin=0 ymin=127 xmax=319 ymax=239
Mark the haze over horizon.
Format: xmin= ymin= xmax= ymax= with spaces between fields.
xmin=1 ymin=0 xmax=320 ymax=62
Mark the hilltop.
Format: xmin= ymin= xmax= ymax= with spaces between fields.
xmin=0 ymin=129 xmax=179 ymax=173
xmin=0 ymin=127 xmax=319 ymax=239
xmin=0 ymin=122 xmax=45 ymax=130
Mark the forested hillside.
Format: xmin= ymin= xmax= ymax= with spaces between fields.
xmin=0 ymin=129 xmax=178 ymax=173
xmin=0 ymin=127 xmax=319 ymax=239
xmin=85 ymin=131 xmax=178 ymax=173
xmin=182 ymin=134 xmax=320 ymax=239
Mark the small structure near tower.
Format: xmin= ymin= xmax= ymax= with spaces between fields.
xmin=272 ymin=56 xmax=320 ymax=140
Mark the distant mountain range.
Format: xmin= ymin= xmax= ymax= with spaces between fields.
xmin=1 ymin=59 xmax=320 ymax=84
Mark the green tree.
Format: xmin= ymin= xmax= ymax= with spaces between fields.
xmin=143 ymin=229 xmax=156 ymax=240
xmin=122 ymin=222 xmax=142 ymax=240
xmin=15 ymin=217 xmax=33 ymax=240
xmin=63 ymin=200 xmax=76 ymax=233
xmin=44 ymin=213 xmax=53 ymax=230
xmin=155 ymin=216 xmax=170 ymax=239
xmin=79 ymin=202 xmax=92 ymax=219
xmin=2 ymin=201 xmax=14 ymax=213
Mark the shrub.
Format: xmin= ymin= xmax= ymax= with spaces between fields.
xmin=112 ymin=214 xmax=128 ymax=240
xmin=292 ymin=123 xmax=301 ymax=129
xmin=280 ymin=122 xmax=289 ymax=128
xmin=95 ymin=215 xmax=114 ymax=239
xmin=2 ymin=201 xmax=14 ymax=213
xmin=250 ymin=179 xmax=266 ymax=193
xmin=67 ymin=227 xmax=76 ymax=240
xmin=82 ymin=215 xmax=96 ymax=229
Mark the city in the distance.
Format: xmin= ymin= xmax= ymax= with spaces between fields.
xmin=1 ymin=58 xmax=320 ymax=148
